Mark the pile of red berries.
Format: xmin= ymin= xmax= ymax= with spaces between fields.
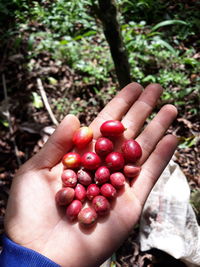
xmin=55 ymin=120 xmax=142 ymax=226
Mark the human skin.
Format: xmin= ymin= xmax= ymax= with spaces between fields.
xmin=4 ymin=82 xmax=178 ymax=267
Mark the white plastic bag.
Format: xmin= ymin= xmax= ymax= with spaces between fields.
xmin=139 ymin=160 xmax=200 ymax=266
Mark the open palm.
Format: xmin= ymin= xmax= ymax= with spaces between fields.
xmin=4 ymin=83 xmax=177 ymax=267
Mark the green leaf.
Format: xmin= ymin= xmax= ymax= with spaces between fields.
xmin=178 ymin=136 xmax=197 ymax=149
xmin=174 ymin=101 xmax=186 ymax=106
xmin=82 ymin=30 xmax=97 ymax=37
xmin=183 ymin=57 xmax=199 ymax=67
xmin=162 ymin=91 xmax=172 ymax=100
xmin=74 ymin=30 xmax=97 ymax=41
xmin=146 ymin=31 xmax=162 ymax=37
xmin=142 ymin=75 xmax=156 ymax=83
xmin=32 ymin=92 xmax=43 ymax=109
xmin=0 ymin=118 xmax=9 ymax=127
xmin=48 ymin=77 xmax=58 ymax=85
xmin=59 ymin=40 xmax=69 ymax=45
xmin=153 ymin=37 xmax=177 ymax=54
xmin=151 ymin=20 xmax=188 ymax=32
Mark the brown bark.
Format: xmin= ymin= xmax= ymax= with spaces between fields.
xmin=97 ymin=0 xmax=131 ymax=88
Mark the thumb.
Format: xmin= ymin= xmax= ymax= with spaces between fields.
xmin=30 ymin=114 xmax=80 ymax=169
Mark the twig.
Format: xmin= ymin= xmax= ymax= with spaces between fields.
xmin=37 ymin=78 xmax=59 ymax=126
xmin=2 ymin=74 xmax=22 ymax=166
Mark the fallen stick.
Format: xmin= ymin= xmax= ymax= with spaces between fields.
xmin=37 ymin=78 xmax=59 ymax=126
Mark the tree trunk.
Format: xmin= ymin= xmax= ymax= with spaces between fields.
xmin=97 ymin=0 xmax=131 ymax=88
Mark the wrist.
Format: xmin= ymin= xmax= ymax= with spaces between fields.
xmin=0 ymin=234 xmax=60 ymax=267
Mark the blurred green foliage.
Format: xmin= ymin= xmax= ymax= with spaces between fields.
xmin=1 ymin=0 xmax=200 ymax=129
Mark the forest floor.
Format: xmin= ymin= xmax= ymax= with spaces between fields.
xmin=0 ymin=53 xmax=199 ymax=266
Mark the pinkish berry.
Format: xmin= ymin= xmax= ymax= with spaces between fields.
xmin=61 ymin=169 xmax=77 ymax=187
xmin=92 ymin=195 xmax=110 ymax=216
xmin=86 ymin=184 xmax=100 ymax=200
xmin=95 ymin=137 xmax=114 ymax=157
xmin=100 ymin=183 xmax=117 ymax=199
xmin=77 ymin=169 xmax=92 ymax=186
xmin=66 ymin=200 xmax=82 ymax=221
xmin=110 ymin=172 xmax=125 ymax=189
xmin=74 ymin=184 xmax=86 ymax=202
xmin=78 ymin=207 xmax=98 ymax=226
xmin=55 ymin=188 xmax=74 ymax=206
xmin=95 ymin=166 xmax=110 ymax=185
xmin=105 ymin=152 xmax=125 ymax=171
xmin=123 ymin=164 xmax=141 ymax=179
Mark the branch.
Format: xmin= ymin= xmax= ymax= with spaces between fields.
xmin=97 ymin=0 xmax=131 ymax=88
xmin=37 ymin=78 xmax=59 ymax=126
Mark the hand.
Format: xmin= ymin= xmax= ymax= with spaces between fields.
xmin=4 ymin=83 xmax=178 ymax=267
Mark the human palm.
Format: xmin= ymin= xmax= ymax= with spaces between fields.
xmin=4 ymin=83 xmax=177 ymax=267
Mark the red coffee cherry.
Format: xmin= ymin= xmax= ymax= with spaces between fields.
xmin=62 ymin=152 xmax=81 ymax=169
xmin=55 ymin=188 xmax=75 ymax=206
xmin=74 ymin=184 xmax=87 ymax=202
xmin=100 ymin=183 xmax=117 ymax=199
xmin=123 ymin=164 xmax=141 ymax=179
xmin=78 ymin=207 xmax=98 ymax=226
xmin=100 ymin=120 xmax=125 ymax=137
xmin=72 ymin=127 xmax=93 ymax=149
xmin=86 ymin=184 xmax=100 ymax=200
xmin=105 ymin=152 xmax=125 ymax=171
xmin=61 ymin=169 xmax=77 ymax=187
xmin=110 ymin=172 xmax=125 ymax=189
xmin=95 ymin=137 xmax=114 ymax=157
xmin=121 ymin=139 xmax=142 ymax=162
xmin=81 ymin=152 xmax=101 ymax=170
xmin=92 ymin=195 xmax=110 ymax=216
xmin=95 ymin=166 xmax=110 ymax=185
xmin=66 ymin=200 xmax=82 ymax=221
xmin=77 ymin=169 xmax=93 ymax=186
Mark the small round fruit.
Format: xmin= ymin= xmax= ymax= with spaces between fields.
xmin=123 ymin=164 xmax=141 ymax=179
xmin=105 ymin=152 xmax=125 ymax=171
xmin=110 ymin=172 xmax=125 ymax=188
xmin=95 ymin=166 xmax=110 ymax=185
xmin=61 ymin=169 xmax=77 ymax=187
xmin=95 ymin=137 xmax=114 ymax=157
xmin=62 ymin=152 xmax=81 ymax=169
xmin=72 ymin=126 xmax=93 ymax=149
xmin=121 ymin=139 xmax=142 ymax=162
xmin=100 ymin=183 xmax=117 ymax=199
xmin=86 ymin=184 xmax=100 ymax=200
xmin=100 ymin=120 xmax=125 ymax=137
xmin=81 ymin=152 xmax=101 ymax=170
xmin=55 ymin=188 xmax=75 ymax=206
xmin=77 ymin=169 xmax=93 ymax=186
xmin=74 ymin=184 xmax=86 ymax=202
xmin=78 ymin=207 xmax=98 ymax=226
xmin=66 ymin=200 xmax=82 ymax=221
xmin=92 ymin=195 xmax=110 ymax=216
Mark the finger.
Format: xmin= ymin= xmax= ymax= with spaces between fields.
xmin=30 ymin=115 xmax=80 ymax=169
xmin=131 ymin=134 xmax=178 ymax=206
xmin=90 ymin=82 xmax=143 ymax=139
xmin=136 ymin=104 xmax=177 ymax=164
xmin=122 ymin=83 xmax=163 ymax=139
